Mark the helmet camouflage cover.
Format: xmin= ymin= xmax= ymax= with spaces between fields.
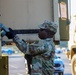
xmin=39 ymin=20 xmax=58 ymax=32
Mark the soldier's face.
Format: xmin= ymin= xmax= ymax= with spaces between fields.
xmin=43 ymin=29 xmax=56 ymax=38
xmin=38 ymin=29 xmax=48 ymax=39
xmin=38 ymin=29 xmax=56 ymax=39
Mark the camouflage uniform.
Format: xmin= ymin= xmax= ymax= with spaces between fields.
xmin=5 ymin=20 xmax=58 ymax=75
xmin=12 ymin=21 xmax=57 ymax=75
xmin=13 ymin=36 xmax=56 ymax=75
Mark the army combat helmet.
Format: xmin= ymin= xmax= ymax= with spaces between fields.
xmin=39 ymin=20 xmax=58 ymax=32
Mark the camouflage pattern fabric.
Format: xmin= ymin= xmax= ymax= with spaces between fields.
xmin=39 ymin=20 xmax=58 ymax=32
xmin=13 ymin=36 xmax=55 ymax=75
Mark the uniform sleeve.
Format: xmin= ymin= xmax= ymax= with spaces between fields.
xmin=13 ymin=35 xmax=28 ymax=54
xmin=12 ymin=35 xmax=47 ymax=55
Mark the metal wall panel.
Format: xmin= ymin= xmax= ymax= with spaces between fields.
xmin=58 ymin=0 xmax=70 ymax=41
xmin=0 ymin=0 xmax=53 ymax=29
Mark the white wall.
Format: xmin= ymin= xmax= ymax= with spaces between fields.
xmin=0 ymin=0 xmax=53 ymax=29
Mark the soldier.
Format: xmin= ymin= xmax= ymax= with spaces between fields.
xmin=3 ymin=20 xmax=58 ymax=75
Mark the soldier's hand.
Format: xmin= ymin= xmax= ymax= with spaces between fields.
xmin=6 ymin=28 xmax=16 ymax=39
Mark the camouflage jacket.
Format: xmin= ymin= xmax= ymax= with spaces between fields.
xmin=13 ymin=35 xmax=55 ymax=57
xmin=13 ymin=35 xmax=55 ymax=75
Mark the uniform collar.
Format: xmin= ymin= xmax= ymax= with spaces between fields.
xmin=46 ymin=38 xmax=53 ymax=41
